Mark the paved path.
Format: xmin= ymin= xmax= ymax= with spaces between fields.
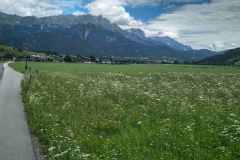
xmin=0 ymin=63 xmax=35 ymax=160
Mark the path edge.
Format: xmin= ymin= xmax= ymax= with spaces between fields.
xmin=8 ymin=62 xmax=45 ymax=160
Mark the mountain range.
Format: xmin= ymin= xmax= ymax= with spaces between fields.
xmin=0 ymin=12 xmax=214 ymax=61
xmin=197 ymin=48 xmax=240 ymax=65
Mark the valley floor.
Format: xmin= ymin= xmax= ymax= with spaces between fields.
xmin=10 ymin=62 xmax=240 ymax=160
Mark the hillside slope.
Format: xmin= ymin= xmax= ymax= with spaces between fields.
xmin=197 ymin=48 xmax=240 ymax=65
xmin=0 ymin=44 xmax=29 ymax=58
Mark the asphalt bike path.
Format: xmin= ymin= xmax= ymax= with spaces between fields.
xmin=0 ymin=63 xmax=35 ymax=160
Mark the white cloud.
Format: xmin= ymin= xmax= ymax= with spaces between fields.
xmin=145 ymin=0 xmax=240 ymax=51
xmin=0 ymin=0 xmax=63 ymax=17
xmin=87 ymin=0 xmax=143 ymax=27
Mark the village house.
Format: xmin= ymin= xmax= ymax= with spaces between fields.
xmin=29 ymin=54 xmax=49 ymax=62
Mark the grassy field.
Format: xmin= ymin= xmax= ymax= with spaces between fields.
xmin=12 ymin=62 xmax=240 ymax=74
xmin=11 ymin=62 xmax=240 ymax=160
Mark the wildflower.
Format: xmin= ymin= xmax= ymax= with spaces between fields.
xmin=81 ymin=153 xmax=91 ymax=159
xmin=54 ymin=149 xmax=69 ymax=158
xmin=48 ymin=146 xmax=56 ymax=152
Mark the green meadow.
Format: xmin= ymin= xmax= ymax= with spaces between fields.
xmin=12 ymin=62 xmax=240 ymax=74
xmin=11 ymin=62 xmax=240 ymax=160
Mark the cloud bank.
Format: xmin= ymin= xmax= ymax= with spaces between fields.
xmin=0 ymin=0 xmax=63 ymax=17
xmin=145 ymin=0 xmax=240 ymax=50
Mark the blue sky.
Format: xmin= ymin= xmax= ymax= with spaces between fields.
xmin=0 ymin=0 xmax=240 ymax=51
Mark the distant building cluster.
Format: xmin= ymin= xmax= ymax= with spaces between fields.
xmin=13 ymin=54 xmax=183 ymax=64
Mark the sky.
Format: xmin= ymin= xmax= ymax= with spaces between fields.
xmin=0 ymin=0 xmax=239 ymax=51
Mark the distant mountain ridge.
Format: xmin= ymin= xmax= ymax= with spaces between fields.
xmin=197 ymin=48 xmax=240 ymax=65
xmin=125 ymin=28 xmax=192 ymax=51
xmin=0 ymin=12 xmax=214 ymax=61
